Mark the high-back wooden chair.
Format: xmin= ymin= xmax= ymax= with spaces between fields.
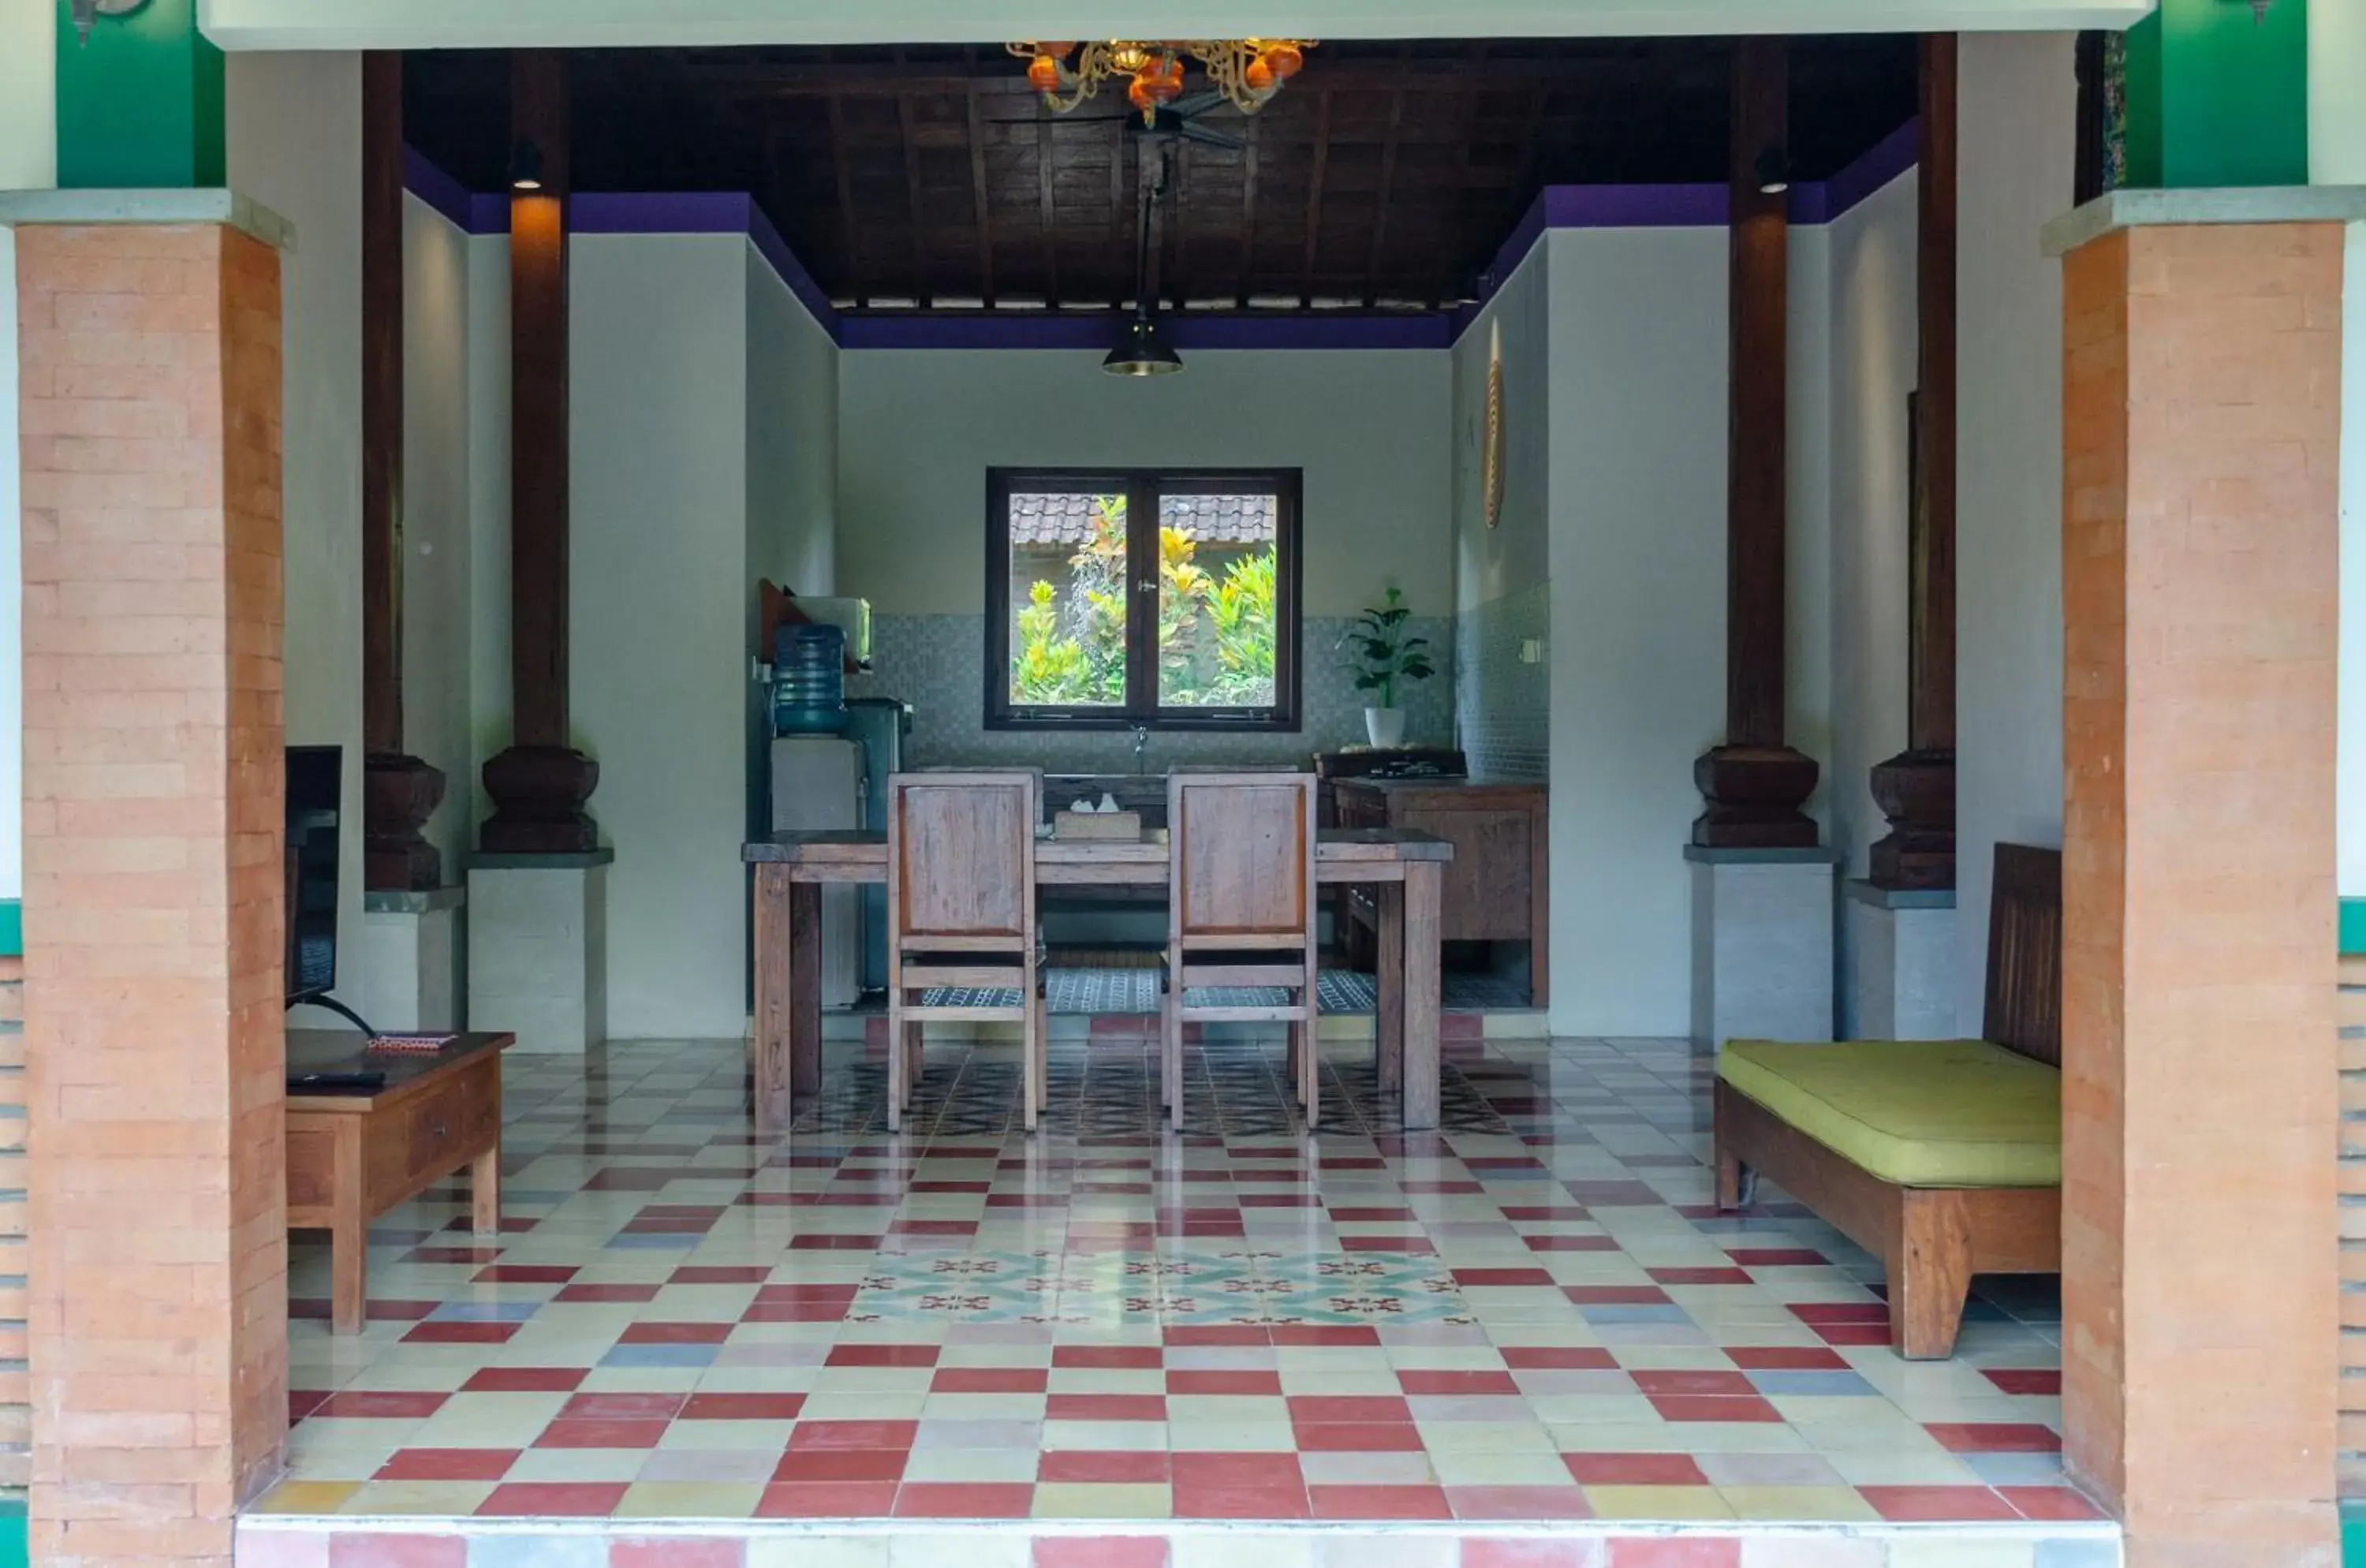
xmin=1164 ymin=771 xmax=1321 ymax=1129
xmin=886 ymin=771 xmax=1043 ymax=1133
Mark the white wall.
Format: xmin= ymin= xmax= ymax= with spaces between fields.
xmin=228 ymin=52 xmax=369 ymax=1014
xmin=1453 ymin=259 xmax=1551 ymax=615
xmin=745 ymin=254 xmax=838 ymax=601
xmin=0 ymin=0 xmax=54 ymax=193
xmin=1546 ymin=228 xmax=1730 ymax=1036
xmin=0 ymin=226 xmax=19 ymax=914
xmin=837 ymin=350 xmax=1453 ymax=619
xmin=0 ymin=0 xmax=57 ymax=918
xmin=1955 ymin=32 xmax=2076 ymax=1029
xmin=466 ymin=234 xmax=512 ymax=836
xmin=570 ymin=234 xmax=754 ymax=1040
xmin=1786 ymin=221 xmax=1836 ymax=838
xmin=2316 ymin=5 xmax=2366 ymax=902
xmin=1823 ymin=171 xmax=1920 ymax=880
xmin=402 ymin=193 xmax=476 ymax=874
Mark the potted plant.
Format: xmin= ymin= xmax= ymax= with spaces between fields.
xmin=1342 ymin=587 xmax=1435 ymax=749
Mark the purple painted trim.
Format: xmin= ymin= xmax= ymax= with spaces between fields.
xmin=1548 ymin=182 xmax=1733 ymax=229
xmin=748 ymin=203 xmax=841 ymax=335
xmin=1802 ymin=117 xmax=1920 ymax=226
xmin=571 ymin=189 xmax=752 ymax=233
xmin=838 ymin=312 xmax=1450 ymax=352
xmin=404 ymin=120 xmax=1917 ymax=353
xmin=572 ymin=192 xmax=842 ymax=331
xmin=401 ymin=145 xmax=476 ymax=233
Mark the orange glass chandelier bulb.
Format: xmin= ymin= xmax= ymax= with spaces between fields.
xmin=1244 ymin=55 xmax=1276 ymax=92
xmin=1027 ymin=53 xmax=1062 ymax=92
xmin=1263 ymin=43 xmax=1304 ymax=80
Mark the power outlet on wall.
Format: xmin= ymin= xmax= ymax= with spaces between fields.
xmin=1519 ymin=638 xmax=1544 ymax=664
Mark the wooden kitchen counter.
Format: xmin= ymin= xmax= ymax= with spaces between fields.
xmin=1331 ymin=778 xmax=1548 ymax=1007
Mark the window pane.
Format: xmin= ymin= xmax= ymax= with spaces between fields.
xmin=1006 ymin=491 xmax=1129 ymax=708
xmin=1158 ymin=492 xmax=1279 ymax=709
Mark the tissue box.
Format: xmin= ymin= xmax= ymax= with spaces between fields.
xmin=1054 ymin=810 xmax=1143 ymax=842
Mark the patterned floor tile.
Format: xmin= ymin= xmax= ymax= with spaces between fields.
xmin=259 ymin=1034 xmax=2074 ymax=1529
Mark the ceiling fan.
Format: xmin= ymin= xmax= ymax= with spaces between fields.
xmin=993 ymin=90 xmax=1246 ymax=151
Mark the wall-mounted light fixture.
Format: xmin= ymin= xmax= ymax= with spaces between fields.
xmin=508 ymin=139 xmax=545 ymax=192
xmin=1753 ymin=147 xmax=1790 ymax=196
xmin=69 ymin=0 xmax=151 ymax=46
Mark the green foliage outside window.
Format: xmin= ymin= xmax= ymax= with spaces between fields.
xmin=1011 ymin=495 xmax=1277 ymax=708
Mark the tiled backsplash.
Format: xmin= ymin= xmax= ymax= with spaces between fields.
xmin=850 ymin=614 xmax=1455 ymax=771
xmin=1454 ymin=581 xmax=1551 ymax=781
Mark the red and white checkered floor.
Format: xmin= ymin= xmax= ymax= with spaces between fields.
xmin=244 ymin=1032 xmax=2116 ymax=1568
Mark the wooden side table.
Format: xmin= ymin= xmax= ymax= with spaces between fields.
xmin=285 ymin=1029 xmax=514 ymax=1334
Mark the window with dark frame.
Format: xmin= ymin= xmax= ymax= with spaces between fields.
xmin=985 ymin=468 xmax=1303 ymax=732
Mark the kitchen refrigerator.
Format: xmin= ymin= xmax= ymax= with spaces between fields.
xmin=838 ymin=698 xmax=909 ymax=992
xmin=768 ymin=736 xmax=864 ymax=1009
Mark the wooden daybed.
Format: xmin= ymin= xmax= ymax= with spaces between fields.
xmin=1714 ymin=843 xmax=2063 ymax=1361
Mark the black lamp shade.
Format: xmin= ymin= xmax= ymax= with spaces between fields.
xmin=1104 ymin=313 xmax=1184 ymax=376
xmin=509 ymin=139 xmax=545 ymax=192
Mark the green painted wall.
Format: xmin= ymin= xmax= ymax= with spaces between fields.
xmin=54 ymin=0 xmax=224 ymax=189
xmin=2123 ymin=0 xmax=2311 ymax=189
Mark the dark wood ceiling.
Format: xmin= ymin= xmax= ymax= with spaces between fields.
xmin=405 ymin=38 xmax=1917 ymax=314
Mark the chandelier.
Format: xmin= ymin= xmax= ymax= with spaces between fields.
xmin=1006 ymin=39 xmax=1315 ymax=123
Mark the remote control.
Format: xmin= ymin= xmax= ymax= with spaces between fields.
xmin=288 ymin=1070 xmax=387 ymax=1092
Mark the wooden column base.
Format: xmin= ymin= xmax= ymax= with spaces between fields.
xmin=479 ymin=744 xmax=600 ymax=855
xmin=364 ymin=752 xmax=447 ymax=891
xmin=1692 ymin=744 xmax=1820 ymax=849
xmin=1868 ymin=747 xmax=1956 ymax=891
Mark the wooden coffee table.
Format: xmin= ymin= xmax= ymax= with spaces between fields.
xmin=285 ymin=1029 xmax=514 ymax=1334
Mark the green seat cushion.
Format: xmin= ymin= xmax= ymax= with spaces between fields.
xmin=1719 ymin=1039 xmax=2061 ymax=1189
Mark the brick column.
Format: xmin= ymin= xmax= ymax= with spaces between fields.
xmin=2051 ymin=195 xmax=2353 ymax=1565
xmin=13 ymin=203 xmax=290 ymax=1566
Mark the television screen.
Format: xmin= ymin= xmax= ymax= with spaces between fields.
xmin=285 ymin=746 xmax=341 ymax=1002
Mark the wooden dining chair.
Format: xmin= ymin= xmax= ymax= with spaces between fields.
xmin=1163 ymin=771 xmax=1322 ymax=1130
xmin=886 ymin=771 xmax=1044 ymax=1133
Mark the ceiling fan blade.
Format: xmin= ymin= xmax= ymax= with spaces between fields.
xmin=1177 ymin=120 xmax=1245 ymax=151
xmin=1166 ymin=90 xmax=1227 ymax=118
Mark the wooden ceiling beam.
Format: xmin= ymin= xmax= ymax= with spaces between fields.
xmin=1298 ymin=88 xmax=1331 ymax=311
xmin=1432 ymin=84 xmax=1485 ymax=308
xmin=1364 ymin=87 xmax=1407 ymax=309
xmin=1234 ymin=114 xmax=1261 ymax=311
xmin=1037 ymin=116 xmax=1059 ymax=309
xmin=894 ymin=93 xmax=932 ymax=308
xmin=965 ymin=85 xmax=996 ymax=310
xmin=825 ymin=91 xmax=866 ymax=308
xmin=1109 ymin=119 xmax=1130 ymax=310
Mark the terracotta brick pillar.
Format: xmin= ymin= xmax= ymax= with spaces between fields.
xmin=2054 ymin=201 xmax=2349 ymax=1566
xmin=13 ymin=207 xmax=289 ymax=1565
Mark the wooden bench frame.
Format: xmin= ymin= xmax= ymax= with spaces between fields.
xmin=1712 ymin=843 xmax=2063 ymax=1360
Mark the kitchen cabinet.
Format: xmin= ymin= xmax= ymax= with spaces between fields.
xmin=1333 ymin=778 xmax=1548 ymax=1007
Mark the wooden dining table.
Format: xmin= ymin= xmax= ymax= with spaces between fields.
xmin=743 ymin=826 xmax=1455 ymax=1129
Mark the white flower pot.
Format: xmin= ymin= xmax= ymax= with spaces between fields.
xmin=1364 ymin=706 xmax=1407 ymax=749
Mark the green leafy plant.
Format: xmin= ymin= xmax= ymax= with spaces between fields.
xmin=1342 ymin=586 xmax=1435 ymax=709
xmin=1204 ymin=549 xmax=1277 ymax=704
xmin=1009 ymin=498 xmax=1280 ymax=708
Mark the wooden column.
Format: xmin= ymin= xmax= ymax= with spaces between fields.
xmin=480 ymin=49 xmax=599 ymax=853
xmin=1692 ymin=37 xmax=1818 ymax=848
xmin=360 ymin=50 xmax=448 ymax=890
xmin=1868 ymin=35 xmax=1959 ymax=890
